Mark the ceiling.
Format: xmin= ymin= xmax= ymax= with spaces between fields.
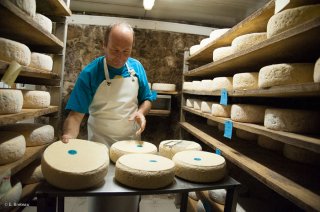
xmin=70 ymin=0 xmax=269 ymax=27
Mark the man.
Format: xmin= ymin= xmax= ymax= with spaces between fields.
xmin=62 ymin=23 xmax=154 ymax=212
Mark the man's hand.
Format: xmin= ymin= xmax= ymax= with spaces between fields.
xmin=129 ymin=111 xmax=146 ymax=135
xmin=61 ymin=134 xmax=73 ymax=143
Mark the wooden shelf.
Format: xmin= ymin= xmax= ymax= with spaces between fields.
xmin=0 ymin=106 xmax=59 ymax=126
xmin=0 ymin=0 xmax=64 ymax=54
xmin=183 ymin=82 xmax=320 ymax=97
xmin=148 ymin=109 xmax=171 ymax=116
xmin=182 ymin=106 xmax=320 ymax=153
xmin=36 ymin=0 xmax=72 ymax=17
xmin=185 ymin=18 xmax=320 ymax=77
xmin=180 ymin=121 xmax=320 ymax=211
xmin=153 ymin=90 xmax=179 ymax=95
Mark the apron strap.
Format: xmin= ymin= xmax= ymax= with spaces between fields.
xmin=103 ymin=58 xmax=112 ymax=85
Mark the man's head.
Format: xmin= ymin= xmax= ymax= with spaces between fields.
xmin=104 ymin=23 xmax=134 ymax=68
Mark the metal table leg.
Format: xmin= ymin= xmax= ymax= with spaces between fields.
xmin=180 ymin=192 xmax=188 ymax=212
xmin=224 ymin=187 xmax=238 ymax=212
xmin=37 ymin=195 xmax=57 ymax=212
xmin=58 ymin=196 xmax=65 ymax=212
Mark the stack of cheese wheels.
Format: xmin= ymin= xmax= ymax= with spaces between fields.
xmin=0 ymin=132 xmax=26 ymax=165
xmin=0 ymin=123 xmax=54 ymax=146
xmin=236 ymin=129 xmax=258 ymax=141
xmin=257 ymin=135 xmax=283 ymax=152
xmin=193 ymin=99 xmax=202 ymax=110
xmin=10 ymin=0 xmax=36 ymax=17
xmin=115 ymin=154 xmax=175 ymax=189
xmin=0 ymin=37 xmax=31 ymax=66
xmin=314 ymin=57 xmax=320 ymax=82
xmin=201 ymin=79 xmax=214 ymax=92
xmin=233 ymin=72 xmax=259 ymax=90
xmin=232 ymin=33 xmax=267 ymax=52
xmin=258 ymin=63 xmax=314 ymax=88
xmin=264 ymin=108 xmax=320 ymax=133
xmin=173 ymin=150 xmax=226 ymax=183
xmin=22 ymin=90 xmax=50 ymax=109
xmin=267 ymin=5 xmax=320 ymax=38
xmin=209 ymin=28 xmax=230 ymax=41
xmin=283 ymin=144 xmax=320 ymax=165
xmin=189 ymin=44 xmax=201 ymax=56
xmin=212 ymin=77 xmax=233 ymax=91
xmin=29 ymin=53 xmax=53 ymax=71
xmin=159 ymin=140 xmax=202 ymax=159
xmin=17 ymin=160 xmax=44 ymax=184
xmin=211 ymin=103 xmax=231 ymax=117
xmin=201 ymin=101 xmax=214 ymax=113
xmin=213 ymin=46 xmax=233 ymax=61
xmin=41 ymin=139 xmax=109 ymax=190
xmin=152 ymin=83 xmax=176 ymax=92
xmin=0 ymin=182 xmax=22 ymax=208
xmin=0 ymin=89 xmax=23 ymax=114
xmin=109 ymin=140 xmax=157 ymax=163
xmin=183 ymin=82 xmax=193 ymax=91
xmin=208 ymin=189 xmax=227 ymax=204
xmin=231 ymin=104 xmax=266 ymax=124
xmin=186 ymin=99 xmax=195 ymax=108
xmin=33 ymin=13 xmax=52 ymax=33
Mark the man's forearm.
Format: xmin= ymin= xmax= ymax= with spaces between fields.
xmin=63 ymin=111 xmax=84 ymax=139
xmin=138 ymin=100 xmax=152 ymax=116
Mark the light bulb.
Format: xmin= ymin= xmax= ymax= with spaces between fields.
xmin=143 ymin=0 xmax=155 ymax=10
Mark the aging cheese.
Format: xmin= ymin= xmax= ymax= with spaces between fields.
xmin=192 ymin=80 xmax=202 ymax=91
xmin=0 ymin=37 xmax=31 ymax=66
xmin=109 ymin=140 xmax=157 ymax=163
xmin=29 ymin=53 xmax=53 ymax=71
xmin=258 ymin=63 xmax=314 ymax=88
xmin=211 ymin=103 xmax=231 ymax=118
xmin=200 ymin=37 xmax=213 ymax=47
xmin=9 ymin=0 xmax=36 ymax=17
xmin=208 ymin=189 xmax=226 ymax=205
xmin=197 ymin=200 xmax=206 ymax=212
xmin=0 ymin=132 xmax=26 ymax=165
xmin=201 ymin=101 xmax=214 ymax=113
xmin=264 ymin=108 xmax=320 ymax=133
xmin=152 ymin=83 xmax=176 ymax=92
xmin=159 ymin=140 xmax=202 ymax=159
xmin=183 ymin=82 xmax=193 ymax=91
xmin=193 ymin=100 xmax=202 ymax=110
xmin=0 ymin=89 xmax=23 ymax=114
xmin=33 ymin=13 xmax=53 ymax=33
xmin=189 ymin=44 xmax=201 ymax=56
xmin=232 ymin=33 xmax=267 ymax=52
xmin=231 ymin=104 xmax=266 ymax=124
xmin=41 ymin=139 xmax=109 ymax=190
xmin=22 ymin=90 xmax=51 ymax=109
xmin=233 ymin=72 xmax=259 ymax=90
xmin=186 ymin=99 xmax=195 ymax=108
xmin=314 ymin=57 xmax=320 ymax=82
xmin=209 ymin=28 xmax=230 ymax=40
xmin=213 ymin=46 xmax=233 ymax=61
xmin=201 ymin=79 xmax=215 ymax=92
xmin=283 ymin=144 xmax=320 ymax=165
xmin=17 ymin=160 xmax=43 ymax=184
xmin=0 ymin=182 xmax=22 ymax=209
xmin=257 ymin=135 xmax=283 ymax=152
xmin=115 ymin=154 xmax=175 ymax=189
xmin=188 ymin=192 xmax=199 ymax=201
xmin=172 ymin=150 xmax=226 ymax=183
xmin=212 ymin=77 xmax=233 ymax=91
xmin=267 ymin=5 xmax=320 ymax=38
xmin=236 ymin=129 xmax=258 ymax=141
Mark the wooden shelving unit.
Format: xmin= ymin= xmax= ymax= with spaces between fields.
xmin=149 ymin=109 xmax=171 ymax=116
xmin=36 ymin=0 xmax=72 ymax=16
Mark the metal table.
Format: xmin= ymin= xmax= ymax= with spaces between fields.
xmin=36 ymin=164 xmax=240 ymax=212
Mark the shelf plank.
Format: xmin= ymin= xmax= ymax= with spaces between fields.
xmin=148 ymin=109 xmax=171 ymax=116
xmin=36 ymin=0 xmax=72 ymax=17
xmin=153 ymin=90 xmax=179 ymax=95
xmin=187 ymin=0 xmax=274 ymax=62
xmin=180 ymin=122 xmax=320 ymax=211
xmin=0 ymin=106 xmax=59 ymax=126
xmin=182 ymin=106 xmax=320 ymax=153
xmin=0 ymin=0 xmax=64 ymax=54
xmin=185 ymin=18 xmax=320 ymax=77
xmin=183 ymin=82 xmax=320 ymax=97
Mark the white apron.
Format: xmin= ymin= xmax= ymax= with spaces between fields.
xmin=87 ymin=58 xmax=140 ymax=212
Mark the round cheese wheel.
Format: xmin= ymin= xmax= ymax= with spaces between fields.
xmin=211 ymin=103 xmax=231 ymax=118
xmin=29 ymin=52 xmax=53 ymax=71
xmin=200 ymin=37 xmax=213 ymax=47
xmin=232 ymin=33 xmax=267 ymax=52
xmin=159 ymin=140 xmax=202 ymax=159
xmin=0 ymin=182 xmax=22 ymax=207
xmin=258 ymin=63 xmax=314 ymax=88
xmin=264 ymin=108 xmax=320 ymax=133
xmin=22 ymin=90 xmax=50 ymax=109
xmin=1 ymin=123 xmax=54 ymax=146
xmin=192 ymin=80 xmax=202 ymax=91
xmin=189 ymin=44 xmax=201 ymax=56
xmin=314 ymin=57 xmax=320 ymax=83
xmin=0 ymin=89 xmax=23 ymax=114
xmin=152 ymin=83 xmax=176 ymax=92
xmin=201 ymin=79 xmax=214 ymax=92
xmin=207 ymin=119 xmax=218 ymax=127
xmin=33 ymin=13 xmax=52 ymax=33
xmin=193 ymin=100 xmax=202 ymax=110
xmin=233 ymin=72 xmax=259 ymax=90
xmin=231 ymin=104 xmax=266 ymax=124
xmin=10 ymin=0 xmax=36 ymax=17
xmin=267 ymin=5 xmax=320 ymax=38
xmin=212 ymin=46 xmax=233 ymax=61
xmin=209 ymin=28 xmax=230 ymax=40
xmin=212 ymin=77 xmax=233 ymax=91
xmin=283 ymin=144 xmax=320 ymax=165
xmin=109 ymin=140 xmax=157 ymax=163
xmin=115 ymin=154 xmax=175 ymax=189
xmin=41 ymin=139 xmax=109 ymax=190
xmin=17 ymin=161 xmax=43 ymax=184
xmin=197 ymin=200 xmax=206 ymax=212
xmin=0 ymin=132 xmax=26 ymax=165
xmin=201 ymin=101 xmax=214 ymax=113
xmin=188 ymin=192 xmax=199 ymax=201
xmin=186 ymin=98 xmax=195 ymax=108
xmin=208 ymin=189 xmax=226 ymax=205
xmin=0 ymin=37 xmax=31 ymax=66
xmin=183 ymin=82 xmax=193 ymax=91
xmin=172 ymin=150 xmax=226 ymax=183
xmin=236 ymin=129 xmax=258 ymax=141
xmin=257 ymin=135 xmax=283 ymax=152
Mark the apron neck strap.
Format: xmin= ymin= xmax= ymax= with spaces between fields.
xmin=104 ymin=58 xmax=134 ymax=80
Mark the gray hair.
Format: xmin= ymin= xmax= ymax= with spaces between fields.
xmin=104 ymin=23 xmax=135 ymax=47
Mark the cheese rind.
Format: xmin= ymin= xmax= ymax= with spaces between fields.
xmin=22 ymin=90 xmax=51 ymax=109
xmin=193 ymin=100 xmax=202 ymax=110
xmin=209 ymin=28 xmax=230 ymax=40
xmin=231 ymin=104 xmax=266 ymax=123
xmin=183 ymin=82 xmax=193 ymax=91
xmin=201 ymin=101 xmax=214 ymax=113
xmin=212 ymin=77 xmax=233 ymax=91
xmin=192 ymin=81 xmax=202 ymax=91
xmin=201 ymin=79 xmax=214 ymax=92
xmin=9 ymin=0 xmax=36 ymax=17
xmin=0 ymin=132 xmax=26 ymax=165
xmin=189 ymin=44 xmax=201 ymax=56
xmin=233 ymin=72 xmax=259 ymax=90
xmin=29 ymin=52 xmax=53 ymax=71
xmin=159 ymin=140 xmax=202 ymax=159
xmin=200 ymin=37 xmax=213 ymax=47
xmin=257 ymin=135 xmax=283 ymax=152
xmin=0 ymin=89 xmax=23 ymax=114
xmin=33 ymin=13 xmax=53 ymax=33
xmin=186 ymin=99 xmax=195 ymax=108
xmin=211 ymin=103 xmax=231 ymax=118
xmin=283 ymin=144 xmax=320 ymax=165
xmin=17 ymin=161 xmax=43 ymax=184
xmin=232 ymin=33 xmax=267 ymax=52
xmin=188 ymin=192 xmax=199 ymax=201
xmin=208 ymin=189 xmax=227 ymax=205
xmin=314 ymin=57 xmax=320 ymax=82
xmin=0 ymin=37 xmax=31 ymax=66
xmin=213 ymin=46 xmax=234 ymax=61
xmin=152 ymin=83 xmax=176 ymax=92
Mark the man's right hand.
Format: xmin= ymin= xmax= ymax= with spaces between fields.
xmin=61 ymin=134 xmax=73 ymax=143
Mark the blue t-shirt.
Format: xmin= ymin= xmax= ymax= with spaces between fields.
xmin=66 ymin=56 xmax=155 ymax=114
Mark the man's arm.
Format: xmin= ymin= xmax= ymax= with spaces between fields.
xmin=129 ymin=100 xmax=152 ymax=135
xmin=61 ymin=111 xmax=85 ymax=143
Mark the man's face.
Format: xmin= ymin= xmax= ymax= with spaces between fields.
xmin=105 ymin=27 xmax=133 ymax=68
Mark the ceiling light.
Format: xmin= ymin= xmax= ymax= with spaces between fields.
xmin=143 ymin=0 xmax=155 ymax=10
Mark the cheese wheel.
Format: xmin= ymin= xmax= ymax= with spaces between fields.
xmin=232 ymin=33 xmax=267 ymax=52
xmin=213 ymin=46 xmax=233 ymax=61
xmin=109 ymin=140 xmax=157 ymax=163
xmin=209 ymin=28 xmax=230 ymax=40
xmin=0 ymin=182 xmax=22 ymax=209
xmin=236 ymin=129 xmax=258 ymax=141
xmin=183 ymin=82 xmax=193 ymax=91
xmin=0 ymin=89 xmax=23 ymax=114
xmin=314 ymin=57 xmax=320 ymax=82
xmin=0 ymin=123 xmax=54 ymax=147
xmin=33 ymin=13 xmax=52 ymax=34
xmin=283 ymin=144 xmax=320 ymax=165
xmin=29 ymin=52 xmax=53 ymax=71
xmin=186 ymin=98 xmax=195 ymax=108
xmin=258 ymin=63 xmax=314 ymax=88
xmin=207 ymin=119 xmax=218 ymax=127
xmin=212 ymin=77 xmax=233 ymax=91
xmin=267 ymin=5 xmax=320 ymax=38
xmin=201 ymin=101 xmax=214 ymax=113
xmin=211 ymin=103 xmax=231 ymax=118
xmin=201 ymin=79 xmax=214 ymax=92
xmin=200 ymin=37 xmax=213 ymax=47
xmin=189 ymin=44 xmax=201 ymax=56
xmin=192 ymin=80 xmax=202 ymax=91
xmin=231 ymin=104 xmax=266 ymax=124
xmin=152 ymin=83 xmax=176 ymax=92
xmin=159 ymin=140 xmax=202 ymax=159
xmin=22 ymin=90 xmax=51 ymax=109
xmin=9 ymin=0 xmax=36 ymax=17
xmin=41 ymin=139 xmax=109 ymax=190
xmin=264 ymin=108 xmax=320 ymax=133
xmin=172 ymin=150 xmax=226 ymax=183
xmin=188 ymin=192 xmax=199 ymax=201
xmin=197 ymin=200 xmax=206 ymax=212
xmin=0 ymin=37 xmax=31 ymax=66
xmin=115 ymin=154 xmax=175 ymax=189
xmin=193 ymin=100 xmax=201 ymax=110
xmin=233 ymin=72 xmax=259 ymax=90
xmin=17 ymin=161 xmax=43 ymax=184
xmin=208 ymin=189 xmax=226 ymax=205
xmin=257 ymin=135 xmax=283 ymax=152
xmin=0 ymin=132 xmax=26 ymax=165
